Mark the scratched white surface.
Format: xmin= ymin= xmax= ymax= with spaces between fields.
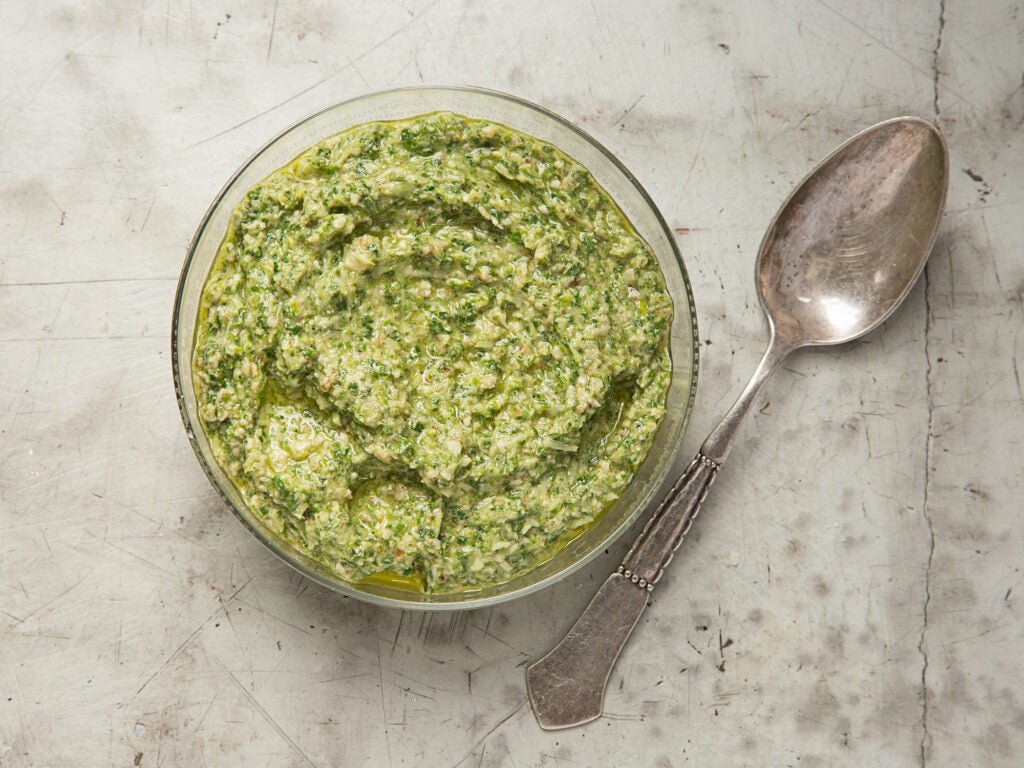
xmin=2 ymin=1 xmax=1023 ymax=766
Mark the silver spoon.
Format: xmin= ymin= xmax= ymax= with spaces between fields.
xmin=526 ymin=116 xmax=949 ymax=730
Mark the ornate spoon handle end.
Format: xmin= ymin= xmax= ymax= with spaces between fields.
xmin=526 ymin=451 xmax=719 ymax=730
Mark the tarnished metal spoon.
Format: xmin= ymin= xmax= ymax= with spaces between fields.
xmin=526 ymin=116 xmax=949 ymax=730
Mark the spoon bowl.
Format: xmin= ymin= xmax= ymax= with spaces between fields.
xmin=527 ymin=116 xmax=949 ymax=730
xmin=759 ymin=117 xmax=948 ymax=346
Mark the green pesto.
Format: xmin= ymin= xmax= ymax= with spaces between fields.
xmin=192 ymin=111 xmax=672 ymax=591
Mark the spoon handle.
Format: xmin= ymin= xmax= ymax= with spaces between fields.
xmin=525 ymin=452 xmax=718 ymax=730
xmin=526 ymin=336 xmax=792 ymax=730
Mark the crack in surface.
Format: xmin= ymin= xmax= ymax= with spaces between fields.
xmin=932 ymin=0 xmax=946 ymax=116
xmin=919 ymin=312 xmax=936 ymax=768
xmin=920 ymin=6 xmax=945 ymax=765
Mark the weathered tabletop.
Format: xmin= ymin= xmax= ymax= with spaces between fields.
xmin=2 ymin=1 xmax=1022 ymax=766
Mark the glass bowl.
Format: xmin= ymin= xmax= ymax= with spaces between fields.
xmin=172 ymin=86 xmax=698 ymax=610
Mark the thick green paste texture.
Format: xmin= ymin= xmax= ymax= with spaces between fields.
xmin=193 ymin=111 xmax=672 ymax=591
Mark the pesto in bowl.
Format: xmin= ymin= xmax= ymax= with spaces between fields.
xmin=173 ymin=87 xmax=698 ymax=609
